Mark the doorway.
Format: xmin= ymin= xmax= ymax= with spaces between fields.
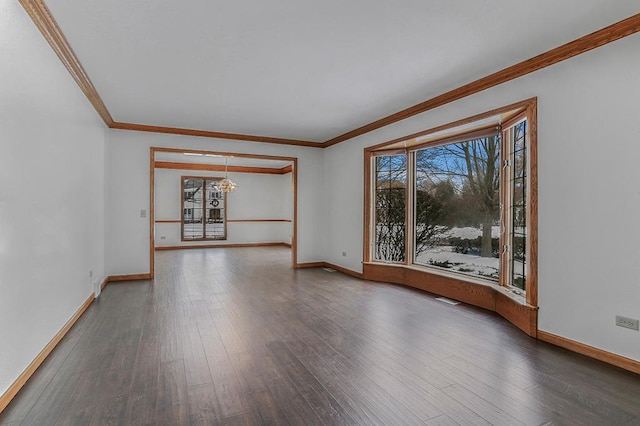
xmin=149 ymin=147 xmax=298 ymax=278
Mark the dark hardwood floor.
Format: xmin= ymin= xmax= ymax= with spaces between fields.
xmin=2 ymin=246 xmax=639 ymax=425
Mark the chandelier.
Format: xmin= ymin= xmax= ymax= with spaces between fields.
xmin=214 ymin=156 xmax=238 ymax=193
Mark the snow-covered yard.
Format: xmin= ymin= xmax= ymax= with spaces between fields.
xmin=415 ymin=246 xmax=499 ymax=280
xmin=415 ymin=226 xmax=525 ymax=283
xmin=442 ymin=226 xmax=500 ymax=239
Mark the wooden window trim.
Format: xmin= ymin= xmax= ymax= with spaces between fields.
xmin=365 ymin=149 xmax=412 ymax=266
xmin=499 ymin=115 xmax=530 ymax=296
xmin=407 ymin=125 xmax=500 ymax=153
xmin=363 ymin=98 xmax=538 ymax=336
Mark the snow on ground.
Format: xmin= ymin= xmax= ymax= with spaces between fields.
xmin=416 ymin=246 xmax=499 ymax=279
xmin=415 ymin=225 xmax=501 ymax=279
xmin=442 ymin=226 xmax=500 ymax=239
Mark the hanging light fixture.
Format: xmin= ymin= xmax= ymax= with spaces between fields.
xmin=214 ymin=156 xmax=238 ymax=193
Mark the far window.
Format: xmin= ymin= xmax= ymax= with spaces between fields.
xmin=182 ymin=177 xmax=227 ymax=240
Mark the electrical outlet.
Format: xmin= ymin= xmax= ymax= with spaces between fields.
xmin=140 ymin=209 xmax=147 ymax=218
xmin=616 ymin=315 xmax=639 ymax=331
xmin=89 ymin=270 xmax=93 ymax=278
xmin=342 ymin=251 xmax=347 ymax=257
xmin=160 ymin=236 xmax=166 ymax=240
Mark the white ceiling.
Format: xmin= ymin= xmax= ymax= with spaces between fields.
xmin=45 ymin=1 xmax=639 ymax=143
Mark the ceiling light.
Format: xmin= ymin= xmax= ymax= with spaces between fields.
xmin=213 ymin=157 xmax=238 ymax=193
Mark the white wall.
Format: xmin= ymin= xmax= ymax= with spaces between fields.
xmin=324 ymin=34 xmax=640 ymax=361
xmin=106 ymin=130 xmax=324 ymax=275
xmin=0 ymin=2 xmax=106 ymax=396
xmin=154 ymin=168 xmax=292 ymax=246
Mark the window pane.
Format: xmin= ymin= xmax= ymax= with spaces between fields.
xmin=510 ymin=121 xmax=527 ymax=291
xmin=374 ymin=154 xmax=406 ymax=262
xmin=183 ymin=178 xmax=204 ymax=239
xmin=414 ymin=136 xmax=500 ymax=281
xmin=205 ymin=179 xmax=225 ymax=239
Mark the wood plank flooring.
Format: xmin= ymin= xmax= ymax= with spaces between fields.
xmin=2 ymin=246 xmax=639 ymax=425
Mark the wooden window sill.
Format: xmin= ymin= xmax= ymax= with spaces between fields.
xmin=362 ymin=262 xmax=537 ymax=336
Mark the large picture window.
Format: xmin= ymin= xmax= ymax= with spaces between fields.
xmin=368 ymin=104 xmax=535 ymax=300
xmin=182 ymin=177 xmax=227 ymax=240
xmin=414 ymin=133 xmax=502 ymax=282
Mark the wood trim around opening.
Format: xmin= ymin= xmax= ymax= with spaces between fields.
xmin=153 ymin=148 xmax=297 ymax=163
xmin=538 ymin=331 xmax=640 ymax=375
xmin=151 ymin=148 xmax=299 ymax=271
xmin=0 ymin=294 xmax=95 ymax=414
xmin=154 ymin=161 xmax=291 ymax=175
xmin=149 ymin=147 xmax=155 ymax=279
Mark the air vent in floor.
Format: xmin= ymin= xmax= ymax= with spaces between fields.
xmin=435 ymin=297 xmax=460 ymax=305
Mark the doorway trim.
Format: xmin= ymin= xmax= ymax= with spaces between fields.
xmin=150 ymin=147 xmax=298 ymax=278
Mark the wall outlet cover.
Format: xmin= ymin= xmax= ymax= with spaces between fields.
xmin=616 ymin=315 xmax=639 ymax=331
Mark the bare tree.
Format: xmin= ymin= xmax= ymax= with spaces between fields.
xmin=375 ymin=181 xmax=406 ymax=262
xmin=416 ymin=136 xmax=500 ymax=257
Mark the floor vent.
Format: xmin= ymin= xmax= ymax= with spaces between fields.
xmin=435 ymin=297 xmax=460 ymax=305
xmin=322 ymin=267 xmax=337 ymax=272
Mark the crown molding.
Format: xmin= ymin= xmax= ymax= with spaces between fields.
xmin=19 ymin=1 xmax=640 ymax=149
xmin=110 ymin=122 xmax=321 ymax=148
xmin=18 ymin=0 xmax=321 ymax=148
xmin=323 ymin=12 xmax=640 ymax=147
xmin=19 ymin=0 xmax=114 ymax=126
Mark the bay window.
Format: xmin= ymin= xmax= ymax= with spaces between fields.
xmin=365 ymin=99 xmax=537 ymax=318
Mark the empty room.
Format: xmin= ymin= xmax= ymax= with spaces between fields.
xmin=1 ymin=0 xmax=640 ymax=424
